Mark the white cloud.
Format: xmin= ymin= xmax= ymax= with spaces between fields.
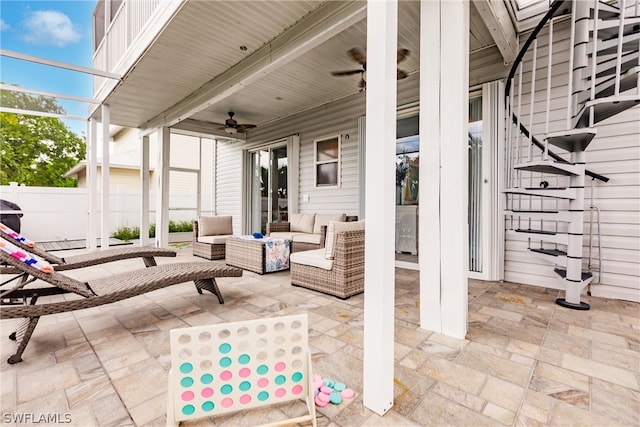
xmin=21 ymin=10 xmax=81 ymax=47
xmin=0 ymin=19 xmax=9 ymax=31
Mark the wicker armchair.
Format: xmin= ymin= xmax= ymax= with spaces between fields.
xmin=290 ymin=222 xmax=365 ymax=299
xmin=192 ymin=216 xmax=233 ymax=260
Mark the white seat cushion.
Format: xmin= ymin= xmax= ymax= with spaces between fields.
xmin=269 ymin=232 xmax=302 ymax=240
xmin=290 ymin=249 xmax=334 ymax=271
xmin=292 ymin=233 xmax=322 ymax=245
xmin=197 ymin=234 xmax=232 ymax=244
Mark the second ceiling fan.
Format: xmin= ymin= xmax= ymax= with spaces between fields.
xmin=330 ymin=47 xmax=410 ymax=89
xmin=220 ymin=111 xmax=257 ymax=135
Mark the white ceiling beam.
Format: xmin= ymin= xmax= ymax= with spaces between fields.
xmin=473 ymin=0 xmax=518 ymax=65
xmin=140 ymin=0 xmax=367 ymax=131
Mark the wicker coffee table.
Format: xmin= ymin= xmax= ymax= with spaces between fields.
xmin=225 ymin=236 xmax=290 ymax=274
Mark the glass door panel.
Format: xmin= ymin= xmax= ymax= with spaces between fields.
xmin=468 ymin=95 xmax=483 ymax=272
xmin=250 ymin=145 xmax=288 ymax=234
xmin=396 ymin=115 xmax=420 ymax=266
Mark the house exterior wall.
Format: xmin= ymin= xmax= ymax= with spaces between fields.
xmin=214 ymin=140 xmax=243 ymax=235
xmin=504 ymin=20 xmax=640 ymax=302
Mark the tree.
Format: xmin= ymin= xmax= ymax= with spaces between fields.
xmin=0 ymin=85 xmax=86 ymax=187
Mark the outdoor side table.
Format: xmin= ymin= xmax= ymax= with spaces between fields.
xmin=225 ymin=236 xmax=290 ymax=274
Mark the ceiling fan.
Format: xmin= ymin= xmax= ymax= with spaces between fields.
xmin=330 ymin=47 xmax=410 ymax=89
xmin=220 ymin=111 xmax=257 ymax=134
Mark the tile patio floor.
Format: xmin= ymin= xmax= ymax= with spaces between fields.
xmin=1 ymin=245 xmax=638 ymax=426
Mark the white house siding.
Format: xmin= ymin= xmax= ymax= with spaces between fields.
xmin=503 ymin=20 xmax=640 ymax=302
xmin=214 ymin=140 xmax=243 ymax=235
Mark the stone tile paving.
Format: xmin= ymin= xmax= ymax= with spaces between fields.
xmin=0 ymin=246 xmax=638 ymax=426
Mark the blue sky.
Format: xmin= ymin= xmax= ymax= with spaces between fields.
xmin=1 ymin=0 xmax=96 ymax=136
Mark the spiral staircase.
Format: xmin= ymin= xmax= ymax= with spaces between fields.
xmin=504 ymin=0 xmax=639 ymax=310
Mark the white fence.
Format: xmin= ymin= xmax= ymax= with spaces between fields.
xmin=0 ymin=185 xmax=210 ymax=242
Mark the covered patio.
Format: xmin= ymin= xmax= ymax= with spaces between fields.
xmin=1 ymin=244 xmax=637 ymax=426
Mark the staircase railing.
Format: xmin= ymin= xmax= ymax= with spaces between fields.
xmin=504 ymin=0 xmax=610 ymax=184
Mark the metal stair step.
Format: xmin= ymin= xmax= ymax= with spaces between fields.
xmin=511 ymin=229 xmax=569 ymax=245
xmin=513 ymin=160 xmax=581 ymax=176
xmin=574 ymin=93 xmax=640 ymax=128
xmin=587 ymin=32 xmax=640 ymax=56
xmin=590 ymin=16 xmax=640 ymax=39
xmin=588 ymin=50 xmax=639 ymax=79
xmin=544 ymin=129 xmax=597 ymax=151
xmin=578 ymin=65 xmax=639 ymax=104
xmin=554 ymin=267 xmax=594 ymax=282
xmin=590 ymin=1 xmax=623 ymax=19
xmin=530 ymin=248 xmax=567 ymax=257
xmin=506 ymin=209 xmax=572 ymax=222
xmin=505 ymin=187 xmax=577 ymax=199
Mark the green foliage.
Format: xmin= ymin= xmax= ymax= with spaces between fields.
xmin=0 ymin=85 xmax=86 ymax=187
xmin=111 ymin=221 xmax=193 ymax=241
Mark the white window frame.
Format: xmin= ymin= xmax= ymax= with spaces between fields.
xmin=314 ymin=134 xmax=341 ymax=188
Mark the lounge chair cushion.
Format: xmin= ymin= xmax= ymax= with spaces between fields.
xmin=325 ymin=220 xmax=366 ymax=260
xmin=290 ymin=248 xmax=333 ymax=271
xmin=0 ymin=238 xmax=53 ymax=273
xmin=197 ymin=234 xmax=232 ymax=245
xmin=290 ymin=213 xmax=315 ymax=234
xmin=313 ymin=213 xmax=346 ymax=234
xmin=198 ymin=216 xmax=233 ymax=237
xmin=292 ymin=233 xmax=323 ymax=245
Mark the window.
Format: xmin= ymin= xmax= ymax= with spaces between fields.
xmin=314 ymin=135 xmax=340 ymax=187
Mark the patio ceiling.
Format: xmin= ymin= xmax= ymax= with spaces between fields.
xmin=95 ymin=1 xmax=505 ymax=134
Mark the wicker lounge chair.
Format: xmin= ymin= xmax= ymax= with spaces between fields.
xmin=0 ymin=226 xmax=177 ymax=274
xmin=289 ymin=221 xmax=365 ymax=299
xmin=0 ymin=248 xmax=242 ymax=364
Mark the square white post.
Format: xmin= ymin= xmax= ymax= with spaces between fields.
xmin=418 ymin=0 xmax=469 ymax=339
xmin=86 ymin=117 xmax=98 ymax=250
xmin=155 ymin=127 xmax=170 ymax=247
xmin=363 ymin=0 xmax=398 ymax=416
xmin=140 ymin=134 xmax=150 ymax=247
xmin=100 ymin=105 xmax=110 ymax=251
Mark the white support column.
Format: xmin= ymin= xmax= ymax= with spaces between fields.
xmin=362 ymin=0 xmax=397 ymax=416
xmin=101 ymin=105 xmax=111 ymax=251
xmin=418 ymin=0 xmax=469 ymax=339
xmin=87 ymin=118 xmax=98 ymax=250
xmin=155 ymin=127 xmax=170 ymax=247
xmin=140 ymin=134 xmax=150 ymax=247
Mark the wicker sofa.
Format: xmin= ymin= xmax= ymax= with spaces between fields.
xmin=192 ymin=216 xmax=234 ymax=260
xmin=267 ymin=213 xmax=356 ymax=253
xmin=289 ymin=220 xmax=365 ymax=299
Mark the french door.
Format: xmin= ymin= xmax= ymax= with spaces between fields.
xmin=249 ymin=144 xmax=288 ymax=234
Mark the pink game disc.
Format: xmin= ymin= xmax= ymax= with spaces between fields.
xmin=315 ymin=395 xmax=328 ymax=407
xmin=320 ymin=386 xmax=333 ymax=394
xmin=341 ymin=388 xmax=355 ymax=399
xmin=316 ymin=392 xmax=330 ymax=403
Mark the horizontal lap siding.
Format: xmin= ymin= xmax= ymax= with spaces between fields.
xmin=504 ymin=19 xmax=640 ymax=302
xmin=214 ymin=140 xmax=243 ymax=234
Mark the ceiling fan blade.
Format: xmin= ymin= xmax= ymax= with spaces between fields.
xmin=359 ymin=78 xmax=366 ymax=89
xmin=347 ymin=47 xmax=366 ymax=65
xmin=331 ymin=69 xmax=363 ymax=76
xmin=397 ymin=48 xmax=410 ymax=63
xmin=397 ymin=69 xmax=408 ymax=80
xmin=237 ymin=124 xmax=257 ymax=132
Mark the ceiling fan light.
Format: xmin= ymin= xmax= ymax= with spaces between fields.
xmin=362 ymin=70 xmax=366 ymax=82
xmin=224 ymin=126 xmax=237 ymax=135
